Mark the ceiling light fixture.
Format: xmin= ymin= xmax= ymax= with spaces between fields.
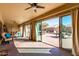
xmin=25 ymin=3 xmax=45 ymax=13
xmin=33 ymin=6 xmax=37 ymax=12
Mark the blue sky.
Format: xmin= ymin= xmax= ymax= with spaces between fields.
xmin=62 ymin=15 xmax=72 ymax=26
xmin=42 ymin=15 xmax=72 ymax=26
xmin=42 ymin=17 xmax=59 ymax=26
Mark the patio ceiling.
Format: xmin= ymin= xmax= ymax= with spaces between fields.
xmin=0 ymin=3 xmax=64 ymax=25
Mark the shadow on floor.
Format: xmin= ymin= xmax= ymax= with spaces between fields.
xmin=49 ymin=48 xmax=72 ymax=56
xmin=7 ymin=41 xmax=72 ymax=56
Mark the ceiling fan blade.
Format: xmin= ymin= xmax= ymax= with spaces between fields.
xmin=37 ymin=5 xmax=45 ymax=9
xmin=28 ymin=3 xmax=33 ymax=6
xmin=25 ymin=7 xmax=32 ymax=10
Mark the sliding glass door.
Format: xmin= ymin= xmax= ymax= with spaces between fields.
xmin=60 ymin=15 xmax=72 ymax=49
xmin=35 ymin=14 xmax=73 ymax=50
xmin=42 ymin=17 xmax=59 ymax=47
xmin=35 ymin=21 xmax=42 ymax=42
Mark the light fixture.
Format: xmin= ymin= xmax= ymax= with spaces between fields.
xmin=33 ymin=6 xmax=37 ymax=12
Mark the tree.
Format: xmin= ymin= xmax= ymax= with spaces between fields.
xmin=62 ymin=25 xmax=66 ymax=32
xmin=42 ymin=22 xmax=49 ymax=29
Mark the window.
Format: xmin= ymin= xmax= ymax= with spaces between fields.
xmin=24 ymin=25 xmax=31 ymax=39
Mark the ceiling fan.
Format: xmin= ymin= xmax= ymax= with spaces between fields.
xmin=25 ymin=3 xmax=45 ymax=12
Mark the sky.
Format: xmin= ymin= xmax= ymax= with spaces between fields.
xmin=42 ymin=17 xmax=59 ymax=26
xmin=62 ymin=15 xmax=72 ymax=26
xmin=42 ymin=15 xmax=72 ymax=27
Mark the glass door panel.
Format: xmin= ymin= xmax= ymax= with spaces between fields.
xmin=42 ymin=17 xmax=59 ymax=47
xmin=35 ymin=21 xmax=42 ymax=42
xmin=61 ymin=15 xmax=72 ymax=49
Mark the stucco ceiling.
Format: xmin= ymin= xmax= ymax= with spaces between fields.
xmin=0 ymin=3 xmax=64 ymax=25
